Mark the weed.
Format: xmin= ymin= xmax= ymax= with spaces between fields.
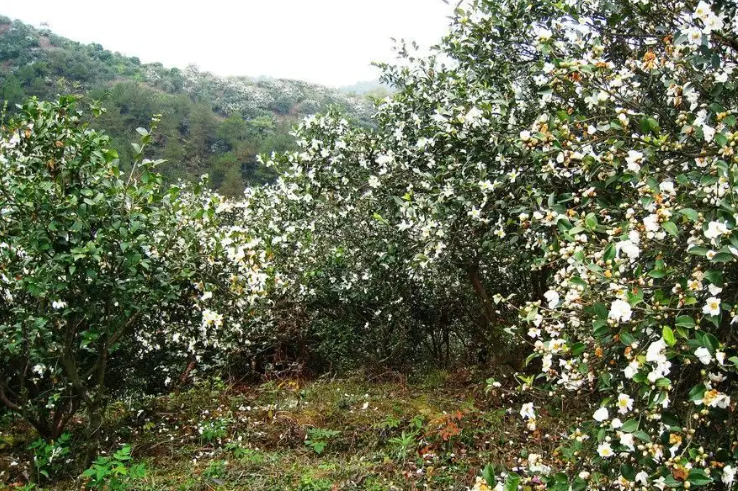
xmin=304 ymin=428 xmax=340 ymax=455
xmin=387 ymin=430 xmax=418 ymax=461
xmin=81 ymin=445 xmax=146 ymax=490
xmin=28 ymin=433 xmax=71 ymax=482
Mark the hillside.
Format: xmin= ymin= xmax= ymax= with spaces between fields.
xmin=0 ymin=15 xmax=376 ymax=195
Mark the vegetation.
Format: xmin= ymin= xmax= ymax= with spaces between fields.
xmin=2 ymin=0 xmax=738 ymax=489
xmin=0 ymin=15 xmax=375 ymax=195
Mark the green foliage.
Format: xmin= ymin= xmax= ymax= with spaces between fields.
xmin=81 ymin=445 xmax=146 ymax=490
xmin=0 ymin=96 xmax=242 ymax=444
xmin=198 ymin=417 xmax=231 ymax=445
xmin=0 ymin=17 xmax=375 ymax=194
xmin=304 ymin=428 xmax=340 ymax=455
xmin=387 ymin=430 xmax=418 ymax=461
xmin=28 ymin=433 xmax=71 ymax=482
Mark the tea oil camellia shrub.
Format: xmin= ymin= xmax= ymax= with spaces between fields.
xmin=2 ymin=0 xmax=738 ymax=488
xmin=235 ymin=0 xmax=738 ymax=488
xmin=0 ymin=97 xmax=270 ymax=450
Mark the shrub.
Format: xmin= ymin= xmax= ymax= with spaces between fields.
xmin=0 ymin=97 xmax=267 ymax=447
xmin=238 ymin=0 xmax=738 ymax=487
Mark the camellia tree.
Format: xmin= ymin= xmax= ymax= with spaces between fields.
xmin=0 ymin=97 xmax=270 ymax=447
xmin=233 ymin=0 xmax=738 ymax=488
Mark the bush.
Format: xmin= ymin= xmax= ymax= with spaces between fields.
xmin=0 ymin=97 xmax=267 ymax=448
xmin=235 ymin=0 xmax=738 ymax=487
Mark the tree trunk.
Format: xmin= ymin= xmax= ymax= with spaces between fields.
xmin=466 ymin=261 xmax=502 ymax=363
xmin=85 ymin=404 xmax=104 ymax=465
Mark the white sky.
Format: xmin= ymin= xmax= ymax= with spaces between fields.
xmin=2 ymin=0 xmax=454 ymax=87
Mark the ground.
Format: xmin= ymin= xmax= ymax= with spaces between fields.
xmin=0 ymin=369 xmax=573 ymax=490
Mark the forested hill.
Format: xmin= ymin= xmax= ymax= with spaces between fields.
xmin=0 ymin=15 xmax=376 ymax=195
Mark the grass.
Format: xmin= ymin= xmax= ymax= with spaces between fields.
xmin=0 ymin=369 xmax=575 ymax=490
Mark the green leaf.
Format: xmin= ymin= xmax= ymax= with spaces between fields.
xmin=714 ymin=133 xmax=728 ymax=147
xmin=592 ymin=303 xmax=608 ymax=320
xmin=633 ymin=430 xmax=651 ymax=442
xmin=688 ymin=247 xmax=708 ymax=256
xmin=710 ymin=252 xmax=734 ymax=263
xmin=662 ymin=221 xmax=678 ymax=237
xmin=663 ymin=326 xmax=676 ymax=346
xmin=704 ymin=270 xmax=723 ymax=285
xmin=675 ymin=315 xmax=695 ymax=328
xmin=585 ymin=213 xmax=599 ymax=229
xmin=504 ymin=473 xmax=521 ymax=491
xmin=620 ymin=419 xmax=639 ymax=432
xmin=688 ymin=384 xmax=706 ymax=402
xmin=482 ymin=464 xmax=497 ymax=487
xmin=679 ymin=208 xmax=699 ymax=221
xmin=687 ymin=469 xmax=713 ymax=486
xmin=620 ymin=331 xmax=636 ymax=346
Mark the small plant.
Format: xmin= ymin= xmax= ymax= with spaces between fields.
xmin=203 ymin=459 xmax=228 ymax=479
xmin=410 ymin=414 xmax=426 ymax=431
xmin=197 ymin=417 xmax=230 ymax=445
xmin=427 ymin=411 xmax=463 ymax=445
xmin=304 ymin=428 xmax=340 ymax=455
xmin=297 ymin=475 xmax=334 ymax=491
xmin=28 ymin=433 xmax=71 ymax=482
xmin=378 ymin=415 xmax=402 ymax=431
xmin=225 ymin=442 xmax=265 ymax=463
xmin=387 ymin=430 xmax=418 ymax=461
xmin=81 ymin=445 xmax=146 ymax=490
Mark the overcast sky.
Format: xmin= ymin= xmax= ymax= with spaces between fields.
xmin=2 ymin=1 xmax=453 ymax=87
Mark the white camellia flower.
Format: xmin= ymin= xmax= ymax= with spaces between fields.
xmin=201 ymin=309 xmax=224 ymax=328
xmin=695 ymin=346 xmax=713 ymax=365
xmin=702 ymin=13 xmax=724 ymax=33
xmin=702 ymin=297 xmax=721 ymax=316
xmin=659 ymin=181 xmax=675 ymax=194
xmin=611 ymin=418 xmax=623 ymax=429
xmin=520 ymin=402 xmax=535 ymax=420
xmin=619 ymin=432 xmax=635 ymax=451
xmin=617 ymin=393 xmax=634 ymax=414
xmin=717 ymin=351 xmax=726 ymax=365
xmin=702 ymin=124 xmax=716 ymax=142
xmin=704 ymin=221 xmax=729 ymax=240
xmin=617 ymin=240 xmax=640 ymax=259
xmin=520 ymin=130 xmax=531 ymax=141
xmin=647 ymin=339 xmax=667 ymax=362
xmin=723 ymin=466 xmax=736 ymax=486
xmin=593 ymin=406 xmax=609 ymax=422
xmin=686 ymin=26 xmax=703 ymax=45
xmin=368 ymin=175 xmax=381 ymax=188
xmin=623 ymin=360 xmax=640 ymax=379
xmin=608 ymin=299 xmax=632 ymax=323
xmin=643 ymin=214 xmax=660 ymax=233
xmin=51 ymin=300 xmax=67 ymax=310
xmin=694 ymin=0 xmax=712 ymax=19
xmin=597 ymin=442 xmax=614 ymax=457
xmin=625 ymin=150 xmax=643 ymax=172
xmin=708 ymin=284 xmax=723 ymax=295
xmin=535 ymin=27 xmax=553 ymax=41
xmin=544 ymin=290 xmax=560 ymax=309
xmin=635 ymin=471 xmax=649 ymax=485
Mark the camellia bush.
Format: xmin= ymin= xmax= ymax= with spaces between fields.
xmin=229 ymin=0 xmax=738 ymax=488
xmin=0 ymin=97 xmax=270 ymax=446
xmin=2 ymin=0 xmax=737 ymax=487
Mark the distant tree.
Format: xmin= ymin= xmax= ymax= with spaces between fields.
xmin=0 ymin=75 xmax=25 ymax=107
